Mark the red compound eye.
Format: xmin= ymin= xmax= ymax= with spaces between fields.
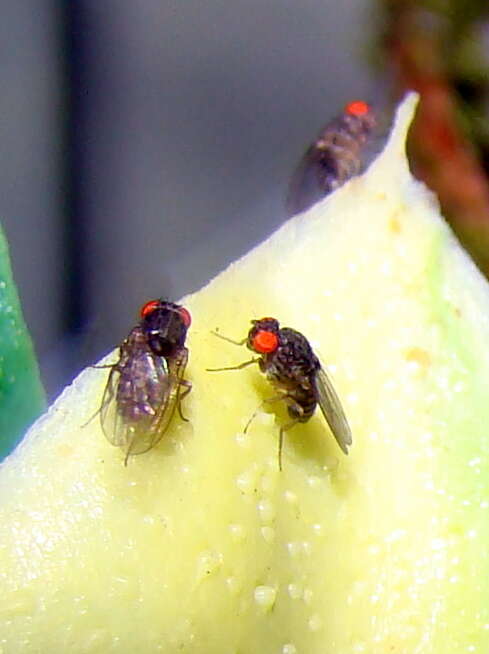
xmin=140 ymin=299 xmax=160 ymax=319
xmin=252 ymin=329 xmax=279 ymax=354
xmin=178 ymin=306 xmax=192 ymax=328
xmin=344 ymin=100 xmax=370 ymax=117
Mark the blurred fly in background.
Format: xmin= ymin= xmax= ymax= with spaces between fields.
xmin=286 ymin=100 xmax=381 ymax=215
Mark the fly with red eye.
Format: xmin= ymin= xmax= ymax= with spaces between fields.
xmin=286 ymin=100 xmax=380 ymax=216
xmin=94 ymin=299 xmax=192 ymax=465
xmin=207 ymin=318 xmax=352 ymax=470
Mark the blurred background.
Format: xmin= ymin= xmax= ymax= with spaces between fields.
xmin=2 ymin=0 xmax=489 ymax=403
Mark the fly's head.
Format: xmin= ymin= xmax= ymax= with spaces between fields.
xmin=140 ymin=300 xmax=191 ymax=357
xmin=247 ymin=317 xmax=280 ymax=357
xmin=343 ymin=100 xmax=376 ymax=135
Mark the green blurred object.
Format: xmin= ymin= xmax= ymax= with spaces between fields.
xmin=0 ymin=223 xmax=45 ymax=459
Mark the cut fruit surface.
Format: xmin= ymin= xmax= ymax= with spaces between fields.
xmin=0 ymin=93 xmax=488 ymax=653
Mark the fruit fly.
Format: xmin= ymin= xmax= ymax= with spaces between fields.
xmin=286 ymin=100 xmax=378 ymax=215
xmin=208 ymin=318 xmax=352 ymax=470
xmin=95 ymin=300 xmax=192 ymax=465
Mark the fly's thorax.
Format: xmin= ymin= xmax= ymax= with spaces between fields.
xmin=275 ymin=328 xmax=320 ymax=376
xmin=142 ymin=303 xmax=189 ymax=357
xmin=261 ymin=327 xmax=321 ymax=421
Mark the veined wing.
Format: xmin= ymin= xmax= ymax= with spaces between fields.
xmin=286 ymin=144 xmax=326 ymax=216
xmin=144 ymin=347 xmax=189 ymax=454
xmin=99 ymin=347 xmax=184 ymax=463
xmin=99 ymin=365 xmax=127 ymax=447
xmin=313 ymin=365 xmax=352 ymax=455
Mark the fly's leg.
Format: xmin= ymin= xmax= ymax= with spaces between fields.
xmin=277 ymin=400 xmax=305 ymax=472
xmin=206 ymin=358 xmax=260 ymax=372
xmin=124 ymin=432 xmax=137 ymax=467
xmin=243 ymin=395 xmax=285 ymax=435
xmin=210 ymin=330 xmax=247 ymax=347
xmin=207 ymin=329 xmax=258 ymax=371
xmin=243 ymin=395 xmax=295 ymax=471
xmin=177 ymin=379 xmax=192 ymax=422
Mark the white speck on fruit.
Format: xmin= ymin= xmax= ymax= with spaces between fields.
xmin=236 ymin=468 xmax=257 ymax=495
xmin=286 ymin=542 xmax=302 ymax=557
xmin=307 ymin=475 xmax=321 ymax=488
xmin=254 ymin=585 xmax=276 ymax=611
xmin=287 ymin=583 xmax=303 ymax=600
xmin=257 ymin=499 xmax=275 ymax=523
xmin=323 ymin=455 xmax=339 ymax=471
xmin=226 ymin=576 xmax=241 ymax=596
xmin=261 ymin=526 xmax=275 ymax=544
xmin=384 ymin=528 xmax=406 ymax=544
xmin=235 ymin=431 xmax=250 ymax=448
xmin=260 ymin=473 xmax=274 ymax=494
xmin=196 ymin=550 xmax=223 ymax=581
xmin=453 ymin=380 xmax=466 ymax=393
xmin=284 ymin=490 xmax=297 ymax=505
xmin=367 ymin=543 xmax=381 ymax=556
xmin=347 ymin=391 xmax=359 ymax=405
xmin=229 ymin=524 xmax=245 ymax=543
xmin=420 ymin=431 xmax=433 ymax=443
xmin=282 ymin=644 xmax=297 ymax=654
xmin=303 ymin=588 xmax=313 ymax=604
xmin=308 ymin=614 xmax=322 ymax=632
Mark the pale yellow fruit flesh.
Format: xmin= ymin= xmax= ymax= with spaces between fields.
xmin=1 ymin=94 xmax=488 ymax=653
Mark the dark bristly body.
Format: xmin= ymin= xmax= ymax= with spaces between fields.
xmin=97 ymin=300 xmax=191 ymax=464
xmin=287 ymin=100 xmax=377 ymax=216
xmin=209 ymin=317 xmax=352 ymax=469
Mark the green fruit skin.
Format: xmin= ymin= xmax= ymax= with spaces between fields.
xmin=0 ymin=222 xmax=45 ymax=458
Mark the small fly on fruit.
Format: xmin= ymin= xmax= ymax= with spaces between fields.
xmin=207 ymin=318 xmax=352 ymax=470
xmin=94 ymin=300 xmax=192 ymax=465
xmin=286 ymin=100 xmax=380 ymax=215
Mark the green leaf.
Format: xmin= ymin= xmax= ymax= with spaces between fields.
xmin=0 ymin=222 xmax=45 ymax=458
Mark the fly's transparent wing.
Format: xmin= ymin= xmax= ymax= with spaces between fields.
xmin=99 ymin=349 xmax=188 ymax=462
xmin=99 ymin=366 xmax=126 ymax=447
xmin=145 ymin=347 xmax=189 ymax=453
xmin=286 ymin=146 xmax=326 ymax=216
xmin=313 ymin=366 xmax=352 ymax=454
